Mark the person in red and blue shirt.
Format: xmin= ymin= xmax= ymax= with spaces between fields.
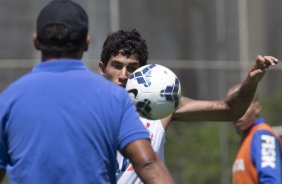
xmin=228 ymin=84 xmax=282 ymax=184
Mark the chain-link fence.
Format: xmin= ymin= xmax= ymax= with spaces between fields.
xmin=1 ymin=0 xmax=282 ymax=183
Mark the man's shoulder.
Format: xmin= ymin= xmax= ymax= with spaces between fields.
xmin=1 ymin=72 xmax=32 ymax=94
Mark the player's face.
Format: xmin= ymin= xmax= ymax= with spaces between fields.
xmin=234 ymin=101 xmax=261 ymax=134
xmin=99 ymin=53 xmax=140 ymax=88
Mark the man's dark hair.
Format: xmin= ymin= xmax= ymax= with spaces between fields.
xmin=38 ymin=23 xmax=87 ymax=57
xmin=100 ymin=29 xmax=148 ymax=66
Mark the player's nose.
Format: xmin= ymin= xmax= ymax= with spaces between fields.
xmin=119 ymin=67 xmax=128 ymax=80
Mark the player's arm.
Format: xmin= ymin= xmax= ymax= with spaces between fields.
xmin=169 ymin=55 xmax=278 ymax=123
xmin=122 ymin=139 xmax=175 ymax=184
xmin=251 ymin=131 xmax=282 ymax=183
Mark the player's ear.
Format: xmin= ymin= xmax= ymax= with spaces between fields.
xmin=98 ymin=61 xmax=106 ymax=76
xmin=33 ymin=33 xmax=41 ymax=50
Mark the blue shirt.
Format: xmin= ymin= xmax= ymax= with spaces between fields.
xmin=247 ymin=118 xmax=282 ymax=183
xmin=0 ymin=59 xmax=149 ymax=184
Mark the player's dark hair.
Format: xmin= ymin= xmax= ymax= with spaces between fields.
xmin=100 ymin=29 xmax=148 ymax=67
xmin=38 ymin=24 xmax=87 ymax=58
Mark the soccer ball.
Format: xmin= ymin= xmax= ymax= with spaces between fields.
xmin=126 ymin=64 xmax=181 ymax=120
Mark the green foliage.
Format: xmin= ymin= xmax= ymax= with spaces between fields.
xmin=165 ymin=122 xmax=240 ymax=184
xmin=260 ymin=88 xmax=282 ymax=126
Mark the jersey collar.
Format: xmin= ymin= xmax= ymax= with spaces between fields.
xmin=243 ymin=117 xmax=265 ymax=135
xmin=32 ymin=59 xmax=87 ymax=72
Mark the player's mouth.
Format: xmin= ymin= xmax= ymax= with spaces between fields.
xmin=117 ymin=80 xmax=127 ymax=88
xmin=118 ymin=83 xmax=126 ymax=88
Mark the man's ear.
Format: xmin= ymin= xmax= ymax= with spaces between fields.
xmin=253 ymin=101 xmax=261 ymax=114
xmin=33 ymin=33 xmax=41 ymax=50
xmin=83 ymin=36 xmax=90 ymax=51
xmin=98 ymin=61 xmax=106 ymax=76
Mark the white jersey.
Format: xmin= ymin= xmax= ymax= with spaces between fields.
xmin=116 ymin=117 xmax=166 ymax=184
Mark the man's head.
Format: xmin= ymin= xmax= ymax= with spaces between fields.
xmin=227 ymin=83 xmax=261 ymax=134
xmin=33 ymin=0 xmax=90 ymax=60
xmin=99 ymin=29 xmax=148 ymax=87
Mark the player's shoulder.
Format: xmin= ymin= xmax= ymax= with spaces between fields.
xmin=252 ymin=128 xmax=276 ymax=138
xmin=253 ymin=124 xmax=278 ymax=137
xmin=251 ymin=128 xmax=281 ymax=148
xmin=139 ymin=116 xmax=164 ymax=131
xmin=139 ymin=116 xmax=162 ymax=124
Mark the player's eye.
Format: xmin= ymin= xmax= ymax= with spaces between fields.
xmin=127 ymin=65 xmax=139 ymax=73
xmin=112 ymin=63 xmax=123 ymax=70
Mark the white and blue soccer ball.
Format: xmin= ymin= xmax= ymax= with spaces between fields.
xmin=126 ymin=64 xmax=181 ymax=120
